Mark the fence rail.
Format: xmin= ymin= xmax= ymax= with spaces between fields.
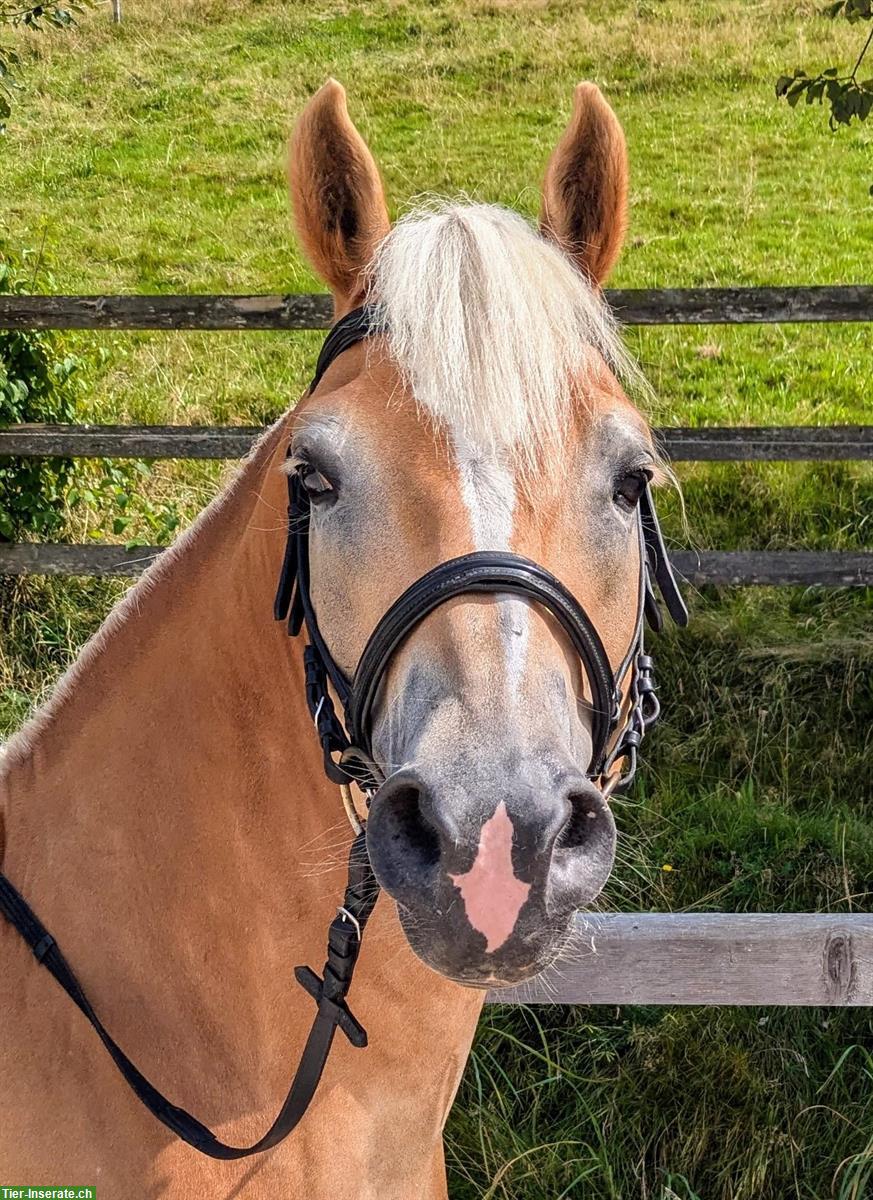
xmin=488 ymin=913 xmax=873 ymax=1006
xmin=0 ymin=543 xmax=869 ymax=585
xmin=0 ymin=286 xmax=871 ymax=330
xmin=2 ymin=423 xmax=872 ymax=462
xmin=2 ymin=422 xmax=870 ymax=583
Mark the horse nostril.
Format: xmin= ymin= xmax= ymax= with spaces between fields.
xmin=369 ymin=777 xmax=438 ymax=892
xmin=555 ymin=786 xmax=612 ymax=852
xmin=393 ymin=786 xmax=441 ymax=867
xmin=547 ymin=780 xmax=617 ymax=914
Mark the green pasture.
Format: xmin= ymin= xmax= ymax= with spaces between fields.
xmin=1 ymin=1 xmax=872 ymax=1196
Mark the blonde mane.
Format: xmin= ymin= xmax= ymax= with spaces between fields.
xmin=369 ymin=201 xmax=643 ymax=469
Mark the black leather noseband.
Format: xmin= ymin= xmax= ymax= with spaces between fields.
xmin=0 ymin=300 xmax=688 ymax=1162
xmin=351 ymin=553 xmax=618 ymax=770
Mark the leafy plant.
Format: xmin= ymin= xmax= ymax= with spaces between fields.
xmin=0 ymin=1 xmax=91 ymax=131
xmin=0 ymin=253 xmax=83 ymax=539
xmin=67 ymin=458 xmax=183 ymax=548
xmin=776 ymin=1 xmax=873 ymax=192
xmin=0 ymin=254 xmax=182 ymax=547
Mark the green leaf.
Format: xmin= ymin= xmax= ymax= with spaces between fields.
xmin=775 ymin=75 xmax=793 ymax=97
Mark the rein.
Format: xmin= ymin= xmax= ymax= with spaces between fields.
xmin=0 ymin=302 xmax=687 ymax=1159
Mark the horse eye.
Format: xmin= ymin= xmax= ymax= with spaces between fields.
xmin=613 ymin=469 xmax=650 ymax=512
xmin=298 ymin=463 xmax=335 ymax=502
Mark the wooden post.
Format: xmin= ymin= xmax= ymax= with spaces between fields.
xmin=111 ymin=0 xmax=122 ymax=23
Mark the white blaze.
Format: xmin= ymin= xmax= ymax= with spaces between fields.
xmin=455 ymin=438 xmax=529 ymax=691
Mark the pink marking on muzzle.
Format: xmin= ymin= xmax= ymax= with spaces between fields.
xmin=449 ymin=801 xmax=531 ymax=953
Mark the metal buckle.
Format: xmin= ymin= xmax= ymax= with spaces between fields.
xmin=336 ymin=905 xmax=362 ymax=942
xmin=601 ymin=743 xmax=638 ymax=797
xmin=339 ymin=782 xmax=364 ymax=836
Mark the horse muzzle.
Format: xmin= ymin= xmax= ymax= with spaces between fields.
xmin=365 ymin=765 xmax=617 ymax=986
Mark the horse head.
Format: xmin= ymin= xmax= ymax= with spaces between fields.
xmin=286 ymin=80 xmax=673 ymax=988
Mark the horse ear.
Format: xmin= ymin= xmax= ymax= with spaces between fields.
xmin=540 ymin=83 xmax=628 ymax=286
xmin=289 ymin=80 xmax=390 ymax=312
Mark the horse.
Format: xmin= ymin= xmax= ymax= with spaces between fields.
xmin=0 ymin=79 xmax=682 ymax=1197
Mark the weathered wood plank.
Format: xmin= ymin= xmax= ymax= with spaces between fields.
xmin=487 ymin=913 xmax=873 ymax=1006
xmin=0 ymin=286 xmax=870 ymax=330
xmin=2 ymin=424 xmax=871 ymax=462
xmin=609 ymin=285 xmax=873 ymax=325
xmin=655 ymin=425 xmax=873 ymax=462
xmin=0 ymin=424 xmax=263 ymax=459
xmin=0 ymin=294 xmax=335 ymax=331
xmin=0 ymin=545 xmax=870 ymax=585
xmin=672 ymin=551 xmax=872 ymax=587
xmin=0 ymin=544 xmax=163 ymax=576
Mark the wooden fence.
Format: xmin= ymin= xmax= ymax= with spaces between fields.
xmin=1 ymin=289 xmax=872 ymax=1003
xmin=2 ymin=288 xmax=871 ymax=584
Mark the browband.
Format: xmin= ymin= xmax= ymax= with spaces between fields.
xmin=309 ymin=305 xmax=386 ymax=393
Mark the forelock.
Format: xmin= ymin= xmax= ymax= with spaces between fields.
xmin=368 ymin=200 xmax=646 ymax=473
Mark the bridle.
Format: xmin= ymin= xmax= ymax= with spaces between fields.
xmin=0 ymin=302 xmax=687 ymax=1160
xmin=277 ymin=304 xmax=688 ymax=803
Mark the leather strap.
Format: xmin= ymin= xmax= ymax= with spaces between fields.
xmin=0 ymin=833 xmax=378 ymax=1159
xmin=310 ymin=306 xmax=386 ymax=394
xmin=275 ymin=471 xmax=360 ymax=785
xmin=640 ymin=487 xmax=689 ymax=628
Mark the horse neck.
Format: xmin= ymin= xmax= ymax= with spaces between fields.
xmin=0 ymin=412 xmax=486 ymax=1183
xmin=1 ymin=417 xmax=347 ymax=1024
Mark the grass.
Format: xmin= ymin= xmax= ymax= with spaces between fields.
xmin=1 ymin=1 xmax=872 ymax=1196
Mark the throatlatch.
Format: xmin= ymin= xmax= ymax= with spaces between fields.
xmin=0 ymin=301 xmax=688 ymax=1160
